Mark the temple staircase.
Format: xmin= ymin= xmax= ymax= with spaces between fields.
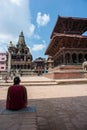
xmin=1 ymin=75 xmax=87 ymax=87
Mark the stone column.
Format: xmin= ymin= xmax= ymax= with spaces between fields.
xmin=77 ymin=53 xmax=79 ymax=64
xmin=70 ymin=54 xmax=72 ymax=64
xmin=63 ymin=53 xmax=65 ymax=64
xmin=24 ymin=56 xmax=26 ymax=61
xmin=8 ymin=51 xmax=11 ymax=74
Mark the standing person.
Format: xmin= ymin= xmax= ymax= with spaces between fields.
xmin=4 ymin=75 xmax=8 ymax=83
xmin=6 ymin=76 xmax=27 ymax=110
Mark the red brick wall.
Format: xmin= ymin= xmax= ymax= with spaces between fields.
xmin=43 ymin=71 xmax=86 ymax=79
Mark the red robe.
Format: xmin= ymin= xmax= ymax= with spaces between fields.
xmin=6 ymin=85 xmax=27 ymax=110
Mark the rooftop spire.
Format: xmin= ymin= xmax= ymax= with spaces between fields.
xmin=20 ymin=31 xmax=24 ymax=37
xmin=17 ymin=31 xmax=26 ymax=48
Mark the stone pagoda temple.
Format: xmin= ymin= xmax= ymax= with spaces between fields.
xmin=34 ymin=57 xmax=46 ymax=75
xmin=8 ymin=31 xmax=33 ymax=73
xmin=44 ymin=16 xmax=87 ymax=79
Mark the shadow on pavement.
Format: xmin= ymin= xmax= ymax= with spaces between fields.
xmin=0 ymin=96 xmax=87 ymax=130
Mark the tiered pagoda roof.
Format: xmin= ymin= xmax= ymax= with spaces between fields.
xmin=45 ymin=16 xmax=87 ymax=57
xmin=51 ymin=16 xmax=87 ymax=38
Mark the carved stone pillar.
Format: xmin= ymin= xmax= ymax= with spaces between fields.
xmin=63 ymin=53 xmax=65 ymax=64
xmin=8 ymin=51 xmax=11 ymax=73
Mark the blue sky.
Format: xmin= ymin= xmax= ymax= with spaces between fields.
xmin=0 ymin=0 xmax=87 ymax=60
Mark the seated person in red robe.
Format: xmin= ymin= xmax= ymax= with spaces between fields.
xmin=6 ymin=76 xmax=27 ymax=110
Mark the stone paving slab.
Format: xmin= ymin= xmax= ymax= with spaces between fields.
xmin=0 ymin=106 xmax=37 ymax=130
xmin=29 ymin=97 xmax=87 ymax=130
xmin=0 ymin=112 xmax=37 ymax=130
xmin=0 ymin=76 xmax=87 ymax=130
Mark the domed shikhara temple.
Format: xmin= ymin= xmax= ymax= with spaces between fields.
xmin=8 ymin=31 xmax=33 ymax=71
xmin=45 ymin=16 xmax=87 ymax=67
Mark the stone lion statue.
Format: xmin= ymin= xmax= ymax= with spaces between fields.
xmin=82 ymin=61 xmax=87 ymax=71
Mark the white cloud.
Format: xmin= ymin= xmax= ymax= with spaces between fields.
xmin=0 ymin=34 xmax=17 ymax=44
xmin=33 ymin=34 xmax=41 ymax=39
xmin=10 ymin=0 xmax=22 ymax=6
xmin=0 ymin=0 xmax=35 ymax=48
xmin=0 ymin=33 xmax=18 ymax=52
xmin=0 ymin=46 xmax=7 ymax=53
xmin=36 ymin=12 xmax=50 ymax=27
xmin=32 ymin=43 xmax=46 ymax=51
xmin=27 ymin=23 xmax=35 ymax=37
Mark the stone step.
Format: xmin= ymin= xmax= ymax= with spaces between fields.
xmin=0 ymin=80 xmax=57 ymax=87
xmin=1 ymin=75 xmax=87 ymax=87
xmin=56 ymin=78 xmax=87 ymax=85
xmin=1 ymin=78 xmax=87 ymax=87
